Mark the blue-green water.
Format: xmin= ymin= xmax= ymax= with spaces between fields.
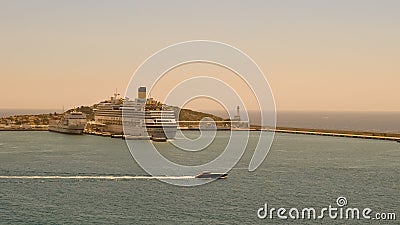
xmin=0 ymin=131 xmax=398 ymax=224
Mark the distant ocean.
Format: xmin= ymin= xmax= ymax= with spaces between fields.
xmin=211 ymin=110 xmax=400 ymax=134
xmin=277 ymin=111 xmax=400 ymax=133
xmin=1 ymin=109 xmax=399 ymax=133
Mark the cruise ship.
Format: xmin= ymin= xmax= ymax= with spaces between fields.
xmin=49 ymin=111 xmax=87 ymax=134
xmin=143 ymin=110 xmax=178 ymax=141
xmin=93 ymin=87 xmax=177 ymax=141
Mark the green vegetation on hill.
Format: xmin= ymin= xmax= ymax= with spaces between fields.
xmin=0 ymin=114 xmax=50 ymax=126
xmin=171 ymin=107 xmax=225 ymax=121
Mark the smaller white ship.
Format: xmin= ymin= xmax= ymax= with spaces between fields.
xmin=49 ymin=112 xmax=87 ymax=134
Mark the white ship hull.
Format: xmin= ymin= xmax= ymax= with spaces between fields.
xmin=95 ymin=107 xmax=177 ymax=140
xmin=93 ymin=89 xmax=177 ymax=141
xmin=49 ymin=124 xmax=85 ymax=134
xmin=146 ymin=126 xmax=177 ymax=140
xmin=117 ymin=122 xmax=177 ymax=140
xmin=49 ymin=112 xmax=87 ymax=135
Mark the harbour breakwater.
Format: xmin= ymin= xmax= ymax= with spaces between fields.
xmin=68 ymin=126 xmax=400 ymax=142
xmin=270 ymin=127 xmax=400 ymax=142
xmin=1 ymin=125 xmax=399 ymax=142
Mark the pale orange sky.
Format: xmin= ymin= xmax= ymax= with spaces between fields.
xmin=1 ymin=1 xmax=399 ymax=111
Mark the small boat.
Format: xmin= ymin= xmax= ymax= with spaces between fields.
xmin=111 ymin=134 xmax=123 ymax=138
xmin=101 ymin=132 xmax=112 ymax=137
xmin=151 ymin=137 xmax=167 ymax=142
xmin=123 ymin=135 xmax=150 ymax=140
xmin=195 ymin=171 xmax=228 ymax=179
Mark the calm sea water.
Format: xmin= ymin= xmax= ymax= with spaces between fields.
xmin=276 ymin=111 xmax=400 ymax=133
xmin=0 ymin=131 xmax=398 ymax=224
xmin=205 ymin=110 xmax=400 ymax=133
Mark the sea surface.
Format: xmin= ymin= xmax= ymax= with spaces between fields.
xmin=276 ymin=111 xmax=400 ymax=133
xmin=199 ymin=110 xmax=400 ymax=133
xmin=0 ymin=131 xmax=398 ymax=224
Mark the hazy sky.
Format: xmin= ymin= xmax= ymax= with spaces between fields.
xmin=1 ymin=0 xmax=399 ymax=111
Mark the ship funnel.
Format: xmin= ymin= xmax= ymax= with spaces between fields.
xmin=138 ymin=86 xmax=146 ymax=99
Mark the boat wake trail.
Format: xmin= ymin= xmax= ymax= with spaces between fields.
xmin=0 ymin=175 xmax=195 ymax=180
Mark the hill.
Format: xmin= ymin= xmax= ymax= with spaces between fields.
xmin=0 ymin=106 xmax=226 ymax=127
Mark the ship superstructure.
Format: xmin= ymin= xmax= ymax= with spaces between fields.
xmin=49 ymin=111 xmax=87 ymax=134
xmin=93 ymin=87 xmax=177 ymax=141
